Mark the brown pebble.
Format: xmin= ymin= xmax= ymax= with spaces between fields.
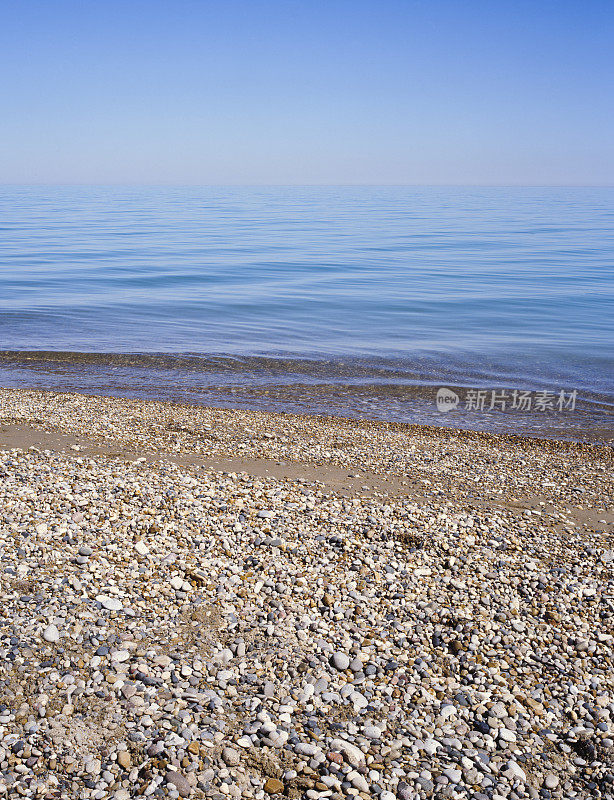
xmin=264 ymin=778 xmax=285 ymax=794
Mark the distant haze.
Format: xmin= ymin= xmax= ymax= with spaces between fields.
xmin=1 ymin=0 xmax=613 ymax=185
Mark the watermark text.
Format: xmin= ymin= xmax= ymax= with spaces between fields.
xmin=436 ymin=387 xmax=577 ymax=413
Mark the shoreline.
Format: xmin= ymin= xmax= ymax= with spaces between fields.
xmin=1 ymin=387 xmax=611 ymax=537
xmin=1 ymin=352 xmax=611 ymax=445
xmin=1 ymin=386 xmax=612 ymax=454
xmin=0 ymin=387 xmax=612 ymax=799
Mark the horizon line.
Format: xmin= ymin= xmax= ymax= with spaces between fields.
xmin=1 ymin=182 xmax=613 ymax=189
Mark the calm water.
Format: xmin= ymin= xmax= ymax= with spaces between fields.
xmin=0 ymin=185 xmax=612 ymax=441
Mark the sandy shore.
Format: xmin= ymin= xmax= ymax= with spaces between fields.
xmin=0 ymin=388 xmax=612 ymax=800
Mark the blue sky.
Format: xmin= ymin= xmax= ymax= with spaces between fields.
xmin=1 ymin=0 xmax=612 ymax=184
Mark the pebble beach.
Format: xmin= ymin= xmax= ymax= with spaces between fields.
xmin=0 ymin=388 xmax=612 ymax=800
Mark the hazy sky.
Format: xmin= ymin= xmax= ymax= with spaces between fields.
xmin=1 ymin=0 xmax=613 ymax=185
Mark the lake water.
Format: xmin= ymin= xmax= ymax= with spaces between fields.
xmin=0 ymin=185 xmax=612 ymax=441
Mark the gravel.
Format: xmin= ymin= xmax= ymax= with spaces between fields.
xmin=0 ymin=388 xmax=612 ymax=800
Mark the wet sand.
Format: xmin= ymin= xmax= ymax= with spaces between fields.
xmin=0 ymin=388 xmax=611 ymax=555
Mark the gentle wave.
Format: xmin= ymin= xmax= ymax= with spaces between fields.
xmin=0 ymin=185 xmax=612 ymax=440
xmin=0 ymin=349 xmax=611 ymax=443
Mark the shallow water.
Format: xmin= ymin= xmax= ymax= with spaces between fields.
xmin=0 ymin=186 xmax=612 ymax=441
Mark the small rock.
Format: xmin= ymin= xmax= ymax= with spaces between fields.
xmin=348 ymin=770 xmax=370 ymax=793
xmin=443 ymin=767 xmax=461 ymax=784
xmin=165 ymin=770 xmax=192 ymax=797
xmin=504 ymin=761 xmax=527 ymax=782
xmin=86 ymin=758 xmax=101 ymax=776
xmin=96 ymin=595 xmax=123 ymax=611
xmin=264 ymin=778 xmax=284 ymax=794
xmin=221 ymin=746 xmax=241 ymax=766
xmin=416 ymin=777 xmax=434 ymax=794
xmin=42 ymin=624 xmax=59 ymax=643
xmin=237 ymin=736 xmax=253 ymax=748
xmin=396 ymin=782 xmax=412 ymax=800
xmin=329 ymin=738 xmax=365 ymax=767
xmin=111 ymin=650 xmax=130 ymax=662
xmin=331 ymin=652 xmax=350 ymax=671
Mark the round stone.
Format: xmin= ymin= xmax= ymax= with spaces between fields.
xmin=42 ymin=624 xmax=59 ymax=643
xmin=165 ymin=770 xmax=192 ymax=797
xmin=96 ymin=595 xmax=123 ymax=611
xmin=221 ymin=746 xmax=241 ymax=766
xmin=111 ymin=649 xmax=130 ymax=662
xmin=331 ymin=652 xmax=350 ymax=671
xmin=443 ymin=767 xmax=461 ymax=783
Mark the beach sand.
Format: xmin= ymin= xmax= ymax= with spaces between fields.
xmin=0 ymin=388 xmax=612 ymax=799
